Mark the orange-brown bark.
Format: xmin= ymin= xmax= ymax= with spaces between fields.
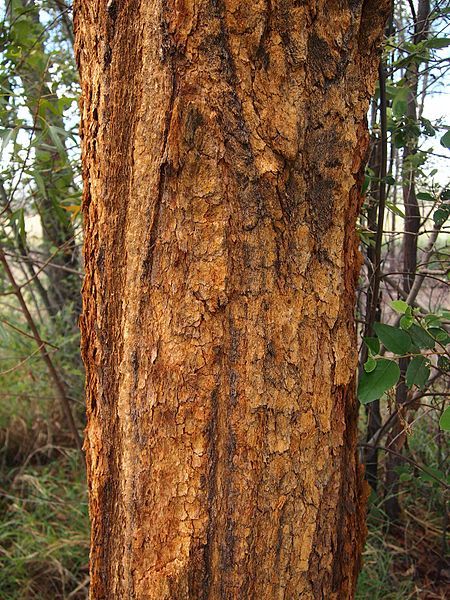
xmin=75 ymin=1 xmax=389 ymax=598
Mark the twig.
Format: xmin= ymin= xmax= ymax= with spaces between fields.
xmin=0 ymin=317 xmax=59 ymax=349
xmin=358 ymin=443 xmax=449 ymax=489
xmin=395 ymin=226 xmax=442 ymax=326
xmin=0 ymin=245 xmax=83 ymax=453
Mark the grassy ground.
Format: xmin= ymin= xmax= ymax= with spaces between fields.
xmin=357 ymin=414 xmax=449 ymax=600
xmin=0 ymin=353 xmax=447 ymax=598
xmin=0 ymin=446 xmax=88 ymax=600
xmin=0 ymin=431 xmax=446 ymax=599
xmin=0 ymin=312 xmax=88 ymax=599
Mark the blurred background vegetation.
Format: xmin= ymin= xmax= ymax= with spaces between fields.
xmin=0 ymin=1 xmax=448 ymax=598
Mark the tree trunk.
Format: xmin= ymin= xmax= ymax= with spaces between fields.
xmin=75 ymin=1 xmax=389 ymax=598
xmin=385 ymin=0 xmax=430 ymax=524
xmin=363 ymin=121 xmax=383 ymax=491
xmin=402 ymin=0 xmax=429 ymax=294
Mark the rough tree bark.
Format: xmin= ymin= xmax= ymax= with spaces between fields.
xmin=74 ymin=1 xmax=389 ymax=598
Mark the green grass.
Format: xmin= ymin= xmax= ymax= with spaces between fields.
xmin=0 ymin=302 xmax=88 ymax=598
xmin=0 ymin=450 xmax=89 ymax=599
xmin=357 ymin=408 xmax=449 ymax=599
xmin=357 ymin=494 xmax=417 ymax=600
xmin=0 ymin=304 xmax=84 ymax=431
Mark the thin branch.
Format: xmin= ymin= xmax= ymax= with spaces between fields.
xmin=0 ymin=245 xmax=83 ymax=453
xmin=395 ymin=225 xmax=442 ymax=326
xmin=0 ymin=317 xmax=59 ymax=349
xmin=358 ymin=443 xmax=449 ymax=489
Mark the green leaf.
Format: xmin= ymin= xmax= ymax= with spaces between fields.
xmin=404 ymin=150 xmax=427 ymax=170
xmin=364 ymin=356 xmax=377 ymax=373
xmin=417 ymin=192 xmax=434 ymax=201
xmin=362 ymin=174 xmax=371 ymax=195
xmin=428 ymin=327 xmax=450 ymax=343
xmin=391 ymin=300 xmax=409 ymax=314
xmin=0 ymin=127 xmax=16 ymax=156
xmin=385 ymin=201 xmax=405 ymax=218
xmin=358 ymin=359 xmax=401 ymax=404
xmin=419 ymin=118 xmax=435 ymax=137
xmin=12 ymin=19 xmax=31 ymax=44
xmin=440 ymin=130 xmax=450 ymax=149
xmin=440 ymin=407 xmax=450 ymax=432
xmin=400 ymin=315 xmax=414 ymax=330
xmin=409 ymin=324 xmax=436 ymax=349
xmin=364 ymin=337 xmax=380 ymax=355
xmin=418 ymin=466 xmax=447 ymax=485
xmin=426 ymin=38 xmax=450 ymax=49
xmin=392 ymin=87 xmax=409 ymax=117
xmin=424 ymin=314 xmax=441 ymax=327
xmin=25 ymin=169 xmax=47 ymax=199
xmin=373 ymin=322 xmax=412 ymax=355
xmin=392 ymin=130 xmax=407 ymax=148
xmin=385 ymin=84 xmax=398 ymax=99
xmin=434 ymin=206 xmax=450 ymax=226
xmin=406 ymin=356 xmax=430 ymax=390
xmin=438 ymin=356 xmax=450 ymax=373
xmin=47 ymin=125 xmax=67 ymax=157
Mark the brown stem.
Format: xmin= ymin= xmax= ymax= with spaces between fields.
xmin=363 ymin=60 xmax=389 ymax=491
xmin=0 ymin=245 xmax=83 ymax=452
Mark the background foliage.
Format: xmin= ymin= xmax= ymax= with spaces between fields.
xmin=0 ymin=1 xmax=448 ymax=598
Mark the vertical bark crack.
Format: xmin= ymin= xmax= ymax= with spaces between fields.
xmin=141 ymin=63 xmax=177 ymax=281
